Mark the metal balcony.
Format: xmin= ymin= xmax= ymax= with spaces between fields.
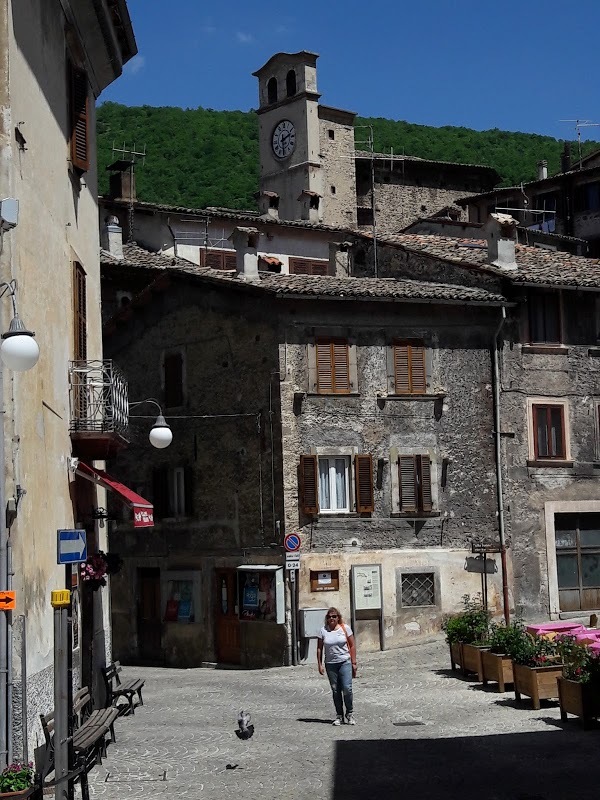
xmin=69 ymin=360 xmax=130 ymax=459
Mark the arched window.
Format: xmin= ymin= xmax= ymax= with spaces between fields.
xmin=267 ymin=77 xmax=278 ymax=104
xmin=286 ymin=69 xmax=297 ymax=97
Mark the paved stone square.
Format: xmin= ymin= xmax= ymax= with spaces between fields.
xmin=89 ymin=639 xmax=600 ymax=799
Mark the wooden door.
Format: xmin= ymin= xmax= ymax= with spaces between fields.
xmin=215 ymin=569 xmax=241 ymax=664
xmin=556 ymin=513 xmax=600 ymax=612
xmin=137 ymin=568 xmax=164 ymax=665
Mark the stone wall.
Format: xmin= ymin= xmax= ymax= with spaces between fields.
xmin=318 ymin=116 xmax=357 ymax=229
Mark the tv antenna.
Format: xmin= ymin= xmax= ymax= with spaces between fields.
xmin=559 ymin=120 xmax=600 ymax=169
xmin=108 ymin=143 xmax=146 ymax=242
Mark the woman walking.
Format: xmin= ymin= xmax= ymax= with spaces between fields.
xmin=317 ymin=607 xmax=357 ymax=725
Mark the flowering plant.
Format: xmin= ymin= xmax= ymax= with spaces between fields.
xmin=80 ymin=550 xmax=123 ymax=588
xmin=557 ymin=635 xmax=600 ymax=684
xmin=505 ymin=627 xmax=560 ymax=667
xmin=0 ymin=761 xmax=34 ymax=792
xmin=442 ymin=594 xmax=490 ymax=645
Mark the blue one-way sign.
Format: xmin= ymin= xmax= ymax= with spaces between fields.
xmin=57 ymin=529 xmax=87 ymax=564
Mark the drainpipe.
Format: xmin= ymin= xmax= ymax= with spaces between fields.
xmin=0 ymin=366 xmax=7 ymax=768
xmin=492 ymin=306 xmax=510 ymax=624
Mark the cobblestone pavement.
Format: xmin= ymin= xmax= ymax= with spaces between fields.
xmin=88 ymin=639 xmax=600 ymax=800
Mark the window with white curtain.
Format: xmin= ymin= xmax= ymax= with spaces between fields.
xmin=318 ymin=456 xmax=350 ymax=513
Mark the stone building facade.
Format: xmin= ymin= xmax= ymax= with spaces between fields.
xmin=0 ymin=0 xmax=136 ymax=764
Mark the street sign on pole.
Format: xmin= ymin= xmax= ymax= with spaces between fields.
xmin=57 ymin=530 xmax=87 ymax=565
xmin=0 ymin=591 xmax=15 ymax=611
xmin=285 ymin=553 xmax=300 ymax=571
xmin=284 ymin=533 xmax=301 ymax=552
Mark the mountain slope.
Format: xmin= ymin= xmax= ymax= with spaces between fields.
xmin=97 ymin=102 xmax=598 ymax=211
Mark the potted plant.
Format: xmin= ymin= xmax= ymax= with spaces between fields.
xmin=0 ymin=761 xmax=35 ymax=798
xmin=556 ymin=635 xmax=600 ymax=729
xmin=442 ymin=595 xmax=490 ymax=679
xmin=80 ymin=550 xmax=123 ymax=591
xmin=507 ymin=628 xmax=562 ymax=709
xmin=481 ymin=621 xmax=522 ymax=692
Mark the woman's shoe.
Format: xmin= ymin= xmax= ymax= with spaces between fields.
xmin=332 ymin=715 xmax=344 ymax=725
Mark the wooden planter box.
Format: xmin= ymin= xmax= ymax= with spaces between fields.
xmin=481 ymin=650 xmax=514 ymax=692
xmin=557 ymin=677 xmax=600 ymax=729
xmin=513 ymin=662 xmax=563 ymax=710
xmin=0 ymin=789 xmax=36 ymax=799
xmin=461 ymin=643 xmax=490 ymax=682
xmin=449 ymin=641 xmax=463 ymax=672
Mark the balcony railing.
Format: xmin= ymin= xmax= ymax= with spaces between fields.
xmin=69 ymin=360 xmax=129 ymax=439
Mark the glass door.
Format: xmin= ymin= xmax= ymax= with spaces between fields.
xmin=555 ymin=513 xmax=600 ymax=612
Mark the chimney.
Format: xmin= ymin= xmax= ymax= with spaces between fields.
xmin=255 ymin=190 xmax=280 ymax=219
xmin=107 ymin=161 xmax=136 ymax=202
xmin=329 ymin=241 xmax=353 ymax=277
xmin=228 ymin=227 xmax=260 ymax=282
xmin=298 ymin=190 xmax=321 ymax=224
xmin=101 ymin=214 xmax=124 ymax=260
xmin=561 ymin=142 xmax=572 ymax=173
xmin=537 ymin=159 xmax=548 ymax=181
xmin=483 ymin=213 xmax=518 ymax=271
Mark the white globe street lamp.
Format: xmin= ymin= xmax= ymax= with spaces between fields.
xmin=1 ymin=313 xmax=39 ymax=372
xmin=128 ymin=399 xmax=173 ymax=449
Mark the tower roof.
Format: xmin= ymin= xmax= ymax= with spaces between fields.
xmin=252 ymin=51 xmax=319 ymax=77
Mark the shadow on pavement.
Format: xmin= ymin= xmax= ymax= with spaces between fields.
xmin=333 ymin=730 xmax=600 ymax=799
xmin=297 ymin=717 xmax=335 ymax=724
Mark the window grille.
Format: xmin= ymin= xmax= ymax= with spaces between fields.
xmin=401 ymin=572 xmax=435 ymax=607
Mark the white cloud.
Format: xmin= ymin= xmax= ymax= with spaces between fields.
xmin=235 ymin=31 xmax=254 ymax=44
xmin=125 ymin=54 xmax=145 ymax=75
xmin=201 ymin=24 xmax=216 ymax=34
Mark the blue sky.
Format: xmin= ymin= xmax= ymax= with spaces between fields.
xmin=104 ymin=0 xmax=600 ymax=141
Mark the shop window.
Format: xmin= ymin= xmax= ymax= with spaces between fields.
xmin=164 ymin=578 xmax=195 ymax=622
xmin=238 ymin=570 xmax=277 ymax=621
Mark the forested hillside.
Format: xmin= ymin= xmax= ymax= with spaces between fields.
xmin=97 ymin=102 xmax=598 ymax=211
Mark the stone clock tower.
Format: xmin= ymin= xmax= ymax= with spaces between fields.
xmin=253 ymin=51 xmax=357 ymax=228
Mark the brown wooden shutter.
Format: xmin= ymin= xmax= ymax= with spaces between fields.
xmin=355 ymin=454 xmax=374 ymax=513
xmin=316 ymin=340 xmax=333 ymax=392
xmin=399 ymin=455 xmax=417 ymax=512
xmin=164 ymin=352 xmax=184 ymax=407
xmin=73 ymin=262 xmax=87 ymax=360
xmin=418 ymin=455 xmax=433 ymax=512
xmin=289 ymin=258 xmax=310 ymax=275
xmin=299 ymin=455 xmax=319 ymax=514
xmin=310 ymin=261 xmax=329 ymax=275
xmin=69 ymin=65 xmax=89 ymax=172
xmin=332 ymin=339 xmax=350 ymax=392
xmin=204 ymin=250 xmax=224 ymax=269
xmin=394 ymin=341 xmax=426 ymax=394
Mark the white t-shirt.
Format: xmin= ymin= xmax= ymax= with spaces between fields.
xmin=319 ymin=623 xmax=353 ymax=664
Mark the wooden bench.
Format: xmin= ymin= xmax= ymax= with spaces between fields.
xmin=37 ymin=686 xmax=119 ymax=800
xmin=102 ymin=660 xmax=145 ymax=715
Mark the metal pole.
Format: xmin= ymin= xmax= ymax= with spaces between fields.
xmin=53 ymin=596 xmax=69 ymax=800
xmin=0 ymin=364 xmax=8 ymax=769
xmin=492 ymin=307 xmax=510 ymax=625
xmin=65 ymin=566 xmax=74 ymax=800
xmin=289 ymin=570 xmax=297 ymax=666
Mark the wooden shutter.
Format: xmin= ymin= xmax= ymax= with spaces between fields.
xmin=164 ymin=353 xmax=184 ymax=407
xmin=417 ymin=455 xmax=433 ymax=512
xmin=289 ymin=258 xmax=310 ymax=275
xmin=204 ymin=250 xmax=224 ymax=269
xmin=73 ymin=262 xmax=87 ymax=360
xmin=311 ymin=261 xmax=329 ymax=276
xmin=355 ymin=454 xmax=374 ymax=513
xmin=394 ymin=341 xmax=426 ymax=394
xmin=69 ymin=64 xmax=89 ymax=172
xmin=152 ymin=465 xmax=169 ymax=519
xmin=399 ymin=456 xmax=417 ymax=512
xmin=224 ymin=252 xmax=237 ymax=270
xmin=332 ymin=340 xmax=350 ymax=392
xmin=316 ymin=340 xmax=333 ymax=392
xmin=299 ymin=455 xmax=319 ymax=514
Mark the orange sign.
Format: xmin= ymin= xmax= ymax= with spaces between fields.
xmin=0 ymin=591 xmax=16 ymax=611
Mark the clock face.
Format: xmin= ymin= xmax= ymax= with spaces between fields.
xmin=272 ymin=120 xmax=296 ymax=159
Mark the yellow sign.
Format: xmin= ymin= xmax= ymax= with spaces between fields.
xmin=50 ymin=589 xmax=71 ymax=608
xmin=0 ymin=591 xmax=16 ymax=611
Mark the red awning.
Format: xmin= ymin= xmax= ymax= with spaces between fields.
xmin=76 ymin=462 xmax=154 ymax=528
